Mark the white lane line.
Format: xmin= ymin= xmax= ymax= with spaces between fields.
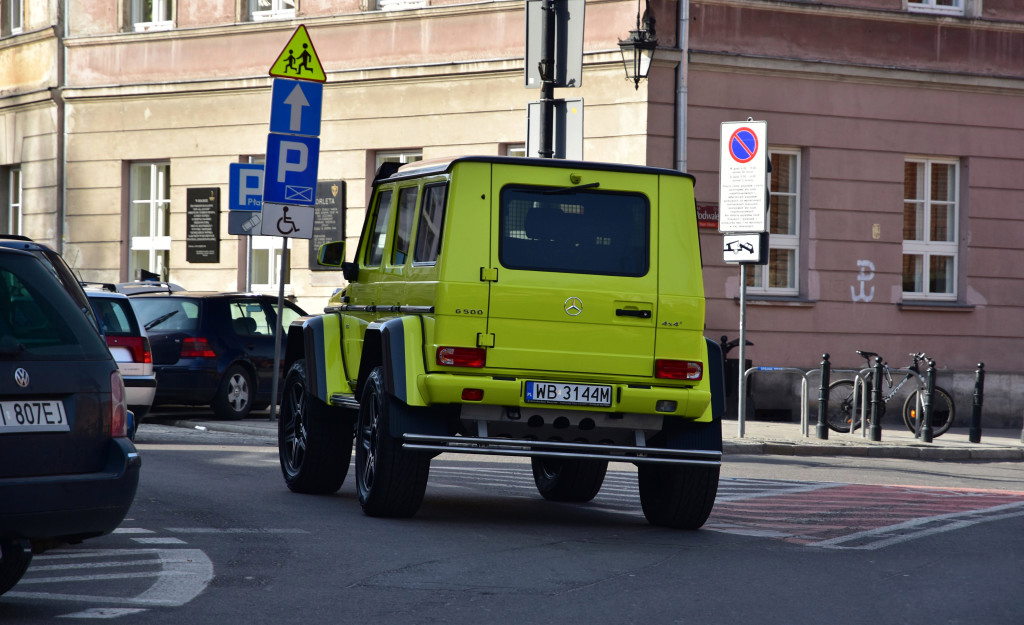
xmin=131 ymin=538 xmax=187 ymax=545
xmin=58 ymin=607 xmax=149 ymax=619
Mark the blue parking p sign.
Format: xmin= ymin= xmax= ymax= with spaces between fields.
xmin=228 ymin=163 xmax=264 ymax=211
xmin=263 ymin=133 xmax=320 ymax=206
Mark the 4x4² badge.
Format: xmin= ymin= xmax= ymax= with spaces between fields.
xmin=564 ymin=297 xmax=583 ymax=316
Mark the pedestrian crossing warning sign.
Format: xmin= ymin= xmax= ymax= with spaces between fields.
xmin=269 ymin=25 xmax=326 ymax=83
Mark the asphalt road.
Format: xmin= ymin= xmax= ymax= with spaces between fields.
xmin=2 ymin=422 xmax=1022 ymax=624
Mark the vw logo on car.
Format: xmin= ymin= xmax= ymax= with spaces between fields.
xmin=13 ymin=368 xmax=29 ymax=388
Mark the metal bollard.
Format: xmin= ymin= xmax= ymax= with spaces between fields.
xmin=869 ymin=357 xmax=883 ymax=442
xmin=816 ymin=353 xmax=830 ymax=440
xmin=920 ymin=359 xmax=935 ymax=443
xmin=969 ymin=363 xmax=985 ymax=444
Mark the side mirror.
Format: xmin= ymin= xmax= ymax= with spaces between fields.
xmin=317 ymin=241 xmax=346 ymax=267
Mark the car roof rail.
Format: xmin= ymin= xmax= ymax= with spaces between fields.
xmin=80 ymin=281 xmax=118 ymax=292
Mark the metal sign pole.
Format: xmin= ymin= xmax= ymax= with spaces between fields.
xmin=737 ymin=264 xmax=747 ymax=438
xmin=268 ymin=237 xmax=288 ymax=422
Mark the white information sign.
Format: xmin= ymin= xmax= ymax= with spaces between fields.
xmin=723 ymin=233 xmax=767 ymax=264
xmin=719 ymin=120 xmax=768 ymax=233
xmin=260 ymin=202 xmax=314 ymax=239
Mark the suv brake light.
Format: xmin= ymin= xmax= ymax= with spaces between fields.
xmin=436 ymin=346 xmax=486 ymax=368
xmin=655 ymin=359 xmax=703 ymax=381
xmin=111 ymin=370 xmax=128 ymax=438
xmin=181 ymin=337 xmax=216 ymax=359
xmin=107 ymin=335 xmax=153 ymax=364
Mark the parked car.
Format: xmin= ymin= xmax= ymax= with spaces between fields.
xmin=83 ymin=284 xmax=157 ymax=429
xmin=127 ymin=292 xmax=306 ymax=419
xmin=0 ymin=246 xmax=140 ymax=596
xmin=0 ymin=235 xmax=99 ymax=332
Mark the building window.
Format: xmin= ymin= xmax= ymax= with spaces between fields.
xmin=903 ymin=158 xmax=959 ymax=300
xmin=129 ymin=162 xmax=171 ymax=281
xmin=132 ymin=0 xmax=173 ymax=32
xmin=907 ymin=0 xmax=963 ymax=16
xmin=375 ymin=150 xmax=423 ymax=169
xmin=1 ymin=0 xmax=22 ymax=36
xmin=747 ymin=149 xmax=800 ymax=296
xmin=504 ymin=143 xmax=527 ymax=157
xmin=249 ymin=0 xmax=295 ymax=21
xmin=376 ymin=0 xmax=427 ymax=11
xmin=1 ymin=166 xmax=21 ymax=235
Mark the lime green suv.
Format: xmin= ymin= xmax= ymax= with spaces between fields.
xmin=278 ymin=156 xmax=724 ymax=529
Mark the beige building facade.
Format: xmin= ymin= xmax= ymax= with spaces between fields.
xmin=2 ymin=0 xmax=1023 ymax=425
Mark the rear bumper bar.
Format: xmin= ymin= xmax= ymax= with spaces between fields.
xmin=402 ymin=434 xmax=721 ymax=467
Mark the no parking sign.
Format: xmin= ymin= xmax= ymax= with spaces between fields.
xmin=719 ymin=120 xmax=768 ymax=233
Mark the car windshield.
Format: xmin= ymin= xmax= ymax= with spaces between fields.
xmin=499 ymin=186 xmax=650 ymax=276
xmin=131 ymin=297 xmax=201 ymax=332
xmin=0 ymin=254 xmax=110 ymax=361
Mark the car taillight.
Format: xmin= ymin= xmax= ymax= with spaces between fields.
xmin=111 ymin=370 xmax=128 ymax=438
xmin=181 ymin=337 xmax=216 ymax=359
xmin=655 ymin=359 xmax=703 ymax=381
xmin=436 ymin=346 xmax=486 ymax=368
xmin=107 ymin=335 xmax=152 ymax=364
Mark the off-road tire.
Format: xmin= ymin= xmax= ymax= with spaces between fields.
xmin=902 ymin=387 xmax=956 ymax=437
xmin=0 ymin=539 xmax=32 ymax=596
xmin=213 ymin=364 xmax=254 ymax=420
xmin=355 ymin=367 xmax=431 ymax=518
xmin=531 ymin=457 xmax=608 ymax=503
xmin=279 ymin=359 xmax=354 ymax=494
xmin=638 ymin=463 xmax=720 ymax=530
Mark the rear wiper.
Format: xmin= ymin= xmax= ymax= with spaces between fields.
xmin=0 ymin=341 xmax=26 ymax=358
xmin=542 ymin=182 xmax=600 ymax=195
xmin=145 ymin=310 xmax=178 ymax=331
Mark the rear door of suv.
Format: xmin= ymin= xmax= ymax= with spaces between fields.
xmin=485 ymin=164 xmax=660 ymax=379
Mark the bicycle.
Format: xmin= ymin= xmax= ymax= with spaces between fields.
xmin=825 ymin=350 xmax=956 ymax=436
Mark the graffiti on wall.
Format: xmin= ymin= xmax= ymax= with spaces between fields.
xmin=851 ymin=260 xmax=875 ymax=302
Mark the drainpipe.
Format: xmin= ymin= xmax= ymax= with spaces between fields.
xmin=675 ymin=0 xmax=689 ymax=173
xmin=51 ymin=0 xmax=67 ymax=254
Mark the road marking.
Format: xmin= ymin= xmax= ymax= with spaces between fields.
xmin=131 ymin=537 xmax=186 ymax=545
xmin=58 ymin=607 xmax=148 ymax=619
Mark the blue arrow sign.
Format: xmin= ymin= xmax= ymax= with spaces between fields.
xmin=269 ymin=78 xmax=323 ymax=137
xmin=228 ymin=163 xmax=264 ymax=211
xmin=263 ymin=133 xmax=320 ymax=206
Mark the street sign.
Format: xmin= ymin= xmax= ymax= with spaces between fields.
xmin=269 ymin=25 xmax=326 ymax=82
xmin=263 ymin=133 xmax=320 ymax=206
xmin=525 ymin=0 xmax=585 ymax=88
xmin=228 ymin=163 xmax=264 ymax=211
xmin=719 ymin=120 xmax=768 ymax=233
xmin=260 ymin=202 xmax=314 ymax=239
xmin=723 ymin=232 xmax=769 ymax=265
xmin=269 ymin=78 xmax=323 ymax=137
xmin=228 ymin=210 xmax=262 ymax=236
xmin=526 ymin=98 xmax=583 ymax=159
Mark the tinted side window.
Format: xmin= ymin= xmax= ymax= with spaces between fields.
xmin=392 ymin=186 xmax=418 ymax=265
xmin=365 ymin=189 xmax=393 ymax=267
xmin=413 ymin=183 xmax=446 ymax=264
xmin=92 ymin=298 xmax=139 ymax=336
xmin=499 ymin=186 xmax=650 ymax=276
xmin=228 ymin=300 xmax=270 ymax=336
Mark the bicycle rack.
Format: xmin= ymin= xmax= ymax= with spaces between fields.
xmin=737 ymin=366 xmax=807 ymax=438
xmin=845 ymin=367 xmax=926 ymax=438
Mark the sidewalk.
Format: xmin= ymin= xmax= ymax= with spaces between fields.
xmin=147 ymin=411 xmax=1024 ymax=461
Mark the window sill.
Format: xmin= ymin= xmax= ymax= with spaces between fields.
xmin=898 ymin=301 xmax=974 ymax=312
xmin=732 ymin=296 xmax=816 ymax=307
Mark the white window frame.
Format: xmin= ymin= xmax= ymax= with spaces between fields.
xmin=132 ymin=0 xmax=174 ymax=32
xmin=129 ymin=162 xmax=171 ymax=281
xmin=747 ymin=148 xmax=800 ymax=297
xmin=250 ymin=0 xmax=295 ymax=21
xmin=375 ymin=150 xmax=423 ymax=168
xmin=907 ymin=0 xmax=963 ymax=17
xmin=2 ymin=0 xmax=22 ymax=36
xmin=504 ymin=143 xmax=527 ymax=158
xmin=902 ymin=157 xmax=959 ymax=301
xmin=376 ymin=0 xmax=427 ymax=11
xmin=4 ymin=166 xmax=21 ymax=235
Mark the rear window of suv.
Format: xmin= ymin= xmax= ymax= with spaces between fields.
xmin=499 ymin=186 xmax=650 ymax=276
xmin=0 ymin=254 xmax=109 ymax=360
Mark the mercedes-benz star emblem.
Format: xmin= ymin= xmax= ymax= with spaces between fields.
xmin=564 ymin=297 xmax=583 ymax=316
xmin=14 ymin=368 xmax=29 ymax=388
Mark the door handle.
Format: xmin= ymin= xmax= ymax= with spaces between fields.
xmin=616 ymin=308 xmax=651 ymax=319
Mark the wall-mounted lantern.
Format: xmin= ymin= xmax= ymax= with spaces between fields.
xmin=618 ymin=0 xmax=658 ymax=89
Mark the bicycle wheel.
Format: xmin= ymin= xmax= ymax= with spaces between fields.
xmin=903 ymin=387 xmax=956 ymax=437
xmin=825 ymin=380 xmax=857 ymax=433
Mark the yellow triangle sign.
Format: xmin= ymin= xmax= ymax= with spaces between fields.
xmin=269 ymin=25 xmax=326 ymax=83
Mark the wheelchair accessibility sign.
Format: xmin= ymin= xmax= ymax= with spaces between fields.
xmin=261 ymin=202 xmax=314 ymax=239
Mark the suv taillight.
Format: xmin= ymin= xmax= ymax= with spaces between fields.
xmin=436 ymin=346 xmax=486 ymax=368
xmin=107 ymin=335 xmax=153 ymax=364
xmin=655 ymin=359 xmax=703 ymax=381
xmin=181 ymin=337 xmax=216 ymax=359
xmin=111 ymin=370 xmax=128 ymax=438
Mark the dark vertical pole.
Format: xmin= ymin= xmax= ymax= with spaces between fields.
xmin=920 ymin=359 xmax=935 ymax=443
xmin=538 ymin=0 xmax=556 ymax=158
xmin=969 ymin=363 xmax=985 ymax=443
xmin=816 ymin=353 xmax=830 ymax=440
xmin=869 ymin=357 xmax=883 ymax=441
